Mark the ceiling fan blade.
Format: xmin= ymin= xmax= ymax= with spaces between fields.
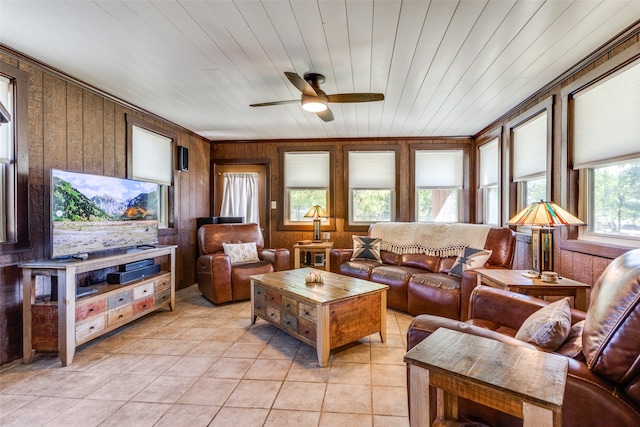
xmin=316 ymin=107 xmax=334 ymax=122
xmin=250 ymin=100 xmax=299 ymax=107
xmin=285 ymin=72 xmax=317 ymax=96
xmin=326 ymin=93 xmax=384 ymax=103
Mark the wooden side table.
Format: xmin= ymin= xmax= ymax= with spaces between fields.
xmin=476 ymin=269 xmax=590 ymax=311
xmin=404 ymin=328 xmax=568 ymax=427
xmin=293 ymin=242 xmax=334 ymax=271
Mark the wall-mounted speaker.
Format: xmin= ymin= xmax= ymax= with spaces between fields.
xmin=178 ymin=146 xmax=188 ymax=171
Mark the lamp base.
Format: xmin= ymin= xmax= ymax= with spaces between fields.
xmin=313 ymin=219 xmax=321 ymax=242
xmin=531 ymin=227 xmax=554 ymax=274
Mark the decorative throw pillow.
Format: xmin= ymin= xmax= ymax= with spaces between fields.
xmin=556 ymin=320 xmax=585 ymax=359
xmin=448 ymin=247 xmax=492 ymax=277
xmin=222 ymin=242 xmax=260 ymax=264
xmin=350 ymin=236 xmax=382 ymax=262
xmin=515 ymin=297 xmax=572 ymax=351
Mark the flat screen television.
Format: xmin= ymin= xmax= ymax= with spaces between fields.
xmin=51 ymin=169 xmax=159 ymax=259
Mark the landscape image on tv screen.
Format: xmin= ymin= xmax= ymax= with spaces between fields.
xmin=51 ymin=169 xmax=159 ymax=258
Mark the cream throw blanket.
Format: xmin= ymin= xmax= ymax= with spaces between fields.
xmin=370 ymin=222 xmax=492 ymax=257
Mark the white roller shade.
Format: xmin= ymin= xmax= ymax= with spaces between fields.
xmin=479 ymin=138 xmax=499 ymax=188
xmin=415 ymin=150 xmax=463 ymax=188
xmin=0 ymin=76 xmax=12 ymax=163
xmin=131 ymin=126 xmax=173 ymax=186
xmin=349 ymin=151 xmax=395 ymax=189
xmin=285 ymin=152 xmax=330 ymax=188
xmin=513 ymin=111 xmax=547 ymax=181
xmin=572 ymin=60 xmax=640 ymax=169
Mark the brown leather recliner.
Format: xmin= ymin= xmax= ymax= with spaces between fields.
xmin=406 ymin=248 xmax=640 ymax=427
xmin=196 ymin=223 xmax=290 ymax=304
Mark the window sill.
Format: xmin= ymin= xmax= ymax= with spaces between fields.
xmin=559 ymin=239 xmax=630 ymax=260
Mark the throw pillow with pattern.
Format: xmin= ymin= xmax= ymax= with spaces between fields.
xmin=350 ymin=236 xmax=382 ymax=263
xmin=448 ymin=247 xmax=492 ymax=277
xmin=223 ymin=242 xmax=260 ymax=264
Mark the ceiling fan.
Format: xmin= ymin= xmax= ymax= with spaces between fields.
xmin=250 ymin=72 xmax=384 ymax=122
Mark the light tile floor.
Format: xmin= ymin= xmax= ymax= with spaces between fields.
xmin=0 ymin=285 xmax=412 ymax=426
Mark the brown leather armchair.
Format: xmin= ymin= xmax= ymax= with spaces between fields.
xmin=406 ymin=248 xmax=640 ymax=427
xmin=196 ymin=223 xmax=290 ymax=304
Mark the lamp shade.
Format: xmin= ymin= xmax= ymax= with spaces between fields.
xmin=508 ymin=201 xmax=585 ymax=227
xmin=304 ymin=205 xmax=328 ymax=219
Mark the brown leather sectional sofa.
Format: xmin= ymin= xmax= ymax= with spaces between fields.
xmin=330 ymin=224 xmax=516 ymax=320
xmin=406 ymin=249 xmax=640 ymax=426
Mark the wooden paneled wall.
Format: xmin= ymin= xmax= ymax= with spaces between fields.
xmin=0 ymin=50 xmax=211 ymax=364
xmin=211 ymin=138 xmax=472 ymax=254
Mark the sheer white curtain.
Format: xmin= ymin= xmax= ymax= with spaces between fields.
xmin=220 ymin=172 xmax=259 ymax=225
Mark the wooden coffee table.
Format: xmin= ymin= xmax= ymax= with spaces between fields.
xmin=250 ymin=268 xmax=388 ymax=367
xmin=476 ymin=269 xmax=590 ymax=311
xmin=405 ymin=328 xmax=568 ymax=427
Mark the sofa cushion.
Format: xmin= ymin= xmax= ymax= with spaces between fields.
xmin=400 ymin=254 xmax=440 ymax=272
xmin=223 ymin=242 xmax=260 ymax=264
xmin=515 ymin=297 xmax=571 ymax=351
xmin=351 ymin=236 xmax=382 ymax=262
xmin=449 ymin=247 xmax=492 ymax=277
xmin=408 ymin=273 xmax=461 ymax=319
xmin=409 ymin=272 xmax=460 ymax=291
xmin=583 ymin=248 xmax=640 ymax=384
xmin=339 ymin=259 xmax=379 ymax=280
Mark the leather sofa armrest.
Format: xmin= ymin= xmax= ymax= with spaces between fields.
xmin=459 ymin=266 xmax=508 ymax=321
xmin=260 ymin=248 xmax=291 ymax=271
xmin=468 ymin=285 xmax=556 ymax=330
xmin=330 ymin=248 xmax=353 ymax=273
xmin=407 ymin=314 xmax=539 ymax=351
xmin=197 ymin=253 xmax=233 ymax=303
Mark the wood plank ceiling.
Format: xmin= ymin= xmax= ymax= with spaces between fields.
xmin=1 ymin=1 xmax=639 ymax=141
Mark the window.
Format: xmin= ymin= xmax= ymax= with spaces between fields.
xmin=126 ymin=114 xmax=177 ymax=233
xmin=478 ymin=138 xmax=500 ymax=225
xmin=347 ymin=150 xmax=397 ymax=225
xmin=415 ymin=150 xmax=463 ymax=222
xmin=570 ymin=58 xmax=640 ymax=244
xmin=510 ymin=105 xmax=550 ymax=212
xmin=0 ymin=76 xmax=12 ymax=243
xmin=283 ymin=151 xmax=330 ymax=224
xmin=0 ymin=62 xmax=28 ymax=254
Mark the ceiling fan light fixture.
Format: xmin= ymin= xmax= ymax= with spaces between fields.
xmin=301 ymin=98 xmax=327 ymax=112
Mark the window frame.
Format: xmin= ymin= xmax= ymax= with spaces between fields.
xmin=344 ymin=145 xmax=400 ymax=231
xmin=409 ymin=143 xmax=470 ymax=223
xmin=506 ymin=98 xmax=553 ymax=221
xmin=0 ymin=62 xmax=29 ymax=255
xmin=126 ymin=114 xmax=178 ymax=237
xmin=561 ymin=45 xmax=640 ymax=246
xmin=476 ymin=130 xmax=502 ymax=226
xmin=279 ymin=146 xmax=335 ymax=232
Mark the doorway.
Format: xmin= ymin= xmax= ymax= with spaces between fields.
xmin=212 ymin=161 xmax=271 ymax=246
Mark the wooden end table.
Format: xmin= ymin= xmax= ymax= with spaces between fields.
xmin=476 ymin=269 xmax=590 ymax=311
xmin=404 ymin=328 xmax=568 ymax=427
xmin=293 ymin=242 xmax=334 ymax=271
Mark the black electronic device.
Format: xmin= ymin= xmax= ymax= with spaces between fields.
xmin=178 ymin=145 xmax=189 ymax=171
xmin=107 ymin=263 xmax=160 ymax=285
xmin=118 ymin=258 xmax=154 ymax=272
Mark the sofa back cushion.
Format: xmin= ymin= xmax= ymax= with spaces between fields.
xmin=380 ymin=250 xmax=401 ymax=265
xmin=484 ymin=227 xmax=516 ymax=268
xmin=400 ymin=254 xmax=440 ymax=272
xmin=198 ymin=223 xmax=264 ymax=255
xmin=583 ymin=249 xmax=640 ymax=388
